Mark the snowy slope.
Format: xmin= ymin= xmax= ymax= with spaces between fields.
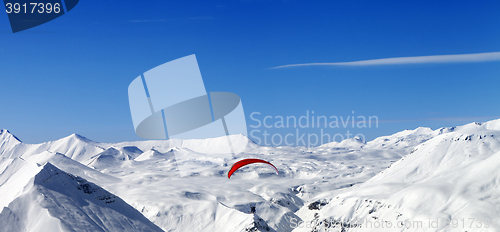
xmin=1 ymin=119 xmax=499 ymax=231
xmin=86 ymin=147 xmax=133 ymax=170
xmin=0 ymin=158 xmax=42 ymax=210
xmin=0 ymin=132 xmax=403 ymax=231
xmin=294 ymin=119 xmax=500 ymax=232
xmin=0 ymin=161 xmax=163 ymax=232
xmin=320 ymin=137 xmax=366 ymax=149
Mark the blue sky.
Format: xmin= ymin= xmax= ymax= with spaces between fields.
xmin=1 ymin=0 xmax=499 ymax=144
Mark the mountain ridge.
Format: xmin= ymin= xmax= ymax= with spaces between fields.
xmin=0 ymin=161 xmax=164 ymax=232
xmin=1 ymin=118 xmax=500 ymax=231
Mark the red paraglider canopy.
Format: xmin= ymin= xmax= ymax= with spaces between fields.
xmin=228 ymin=158 xmax=279 ymax=179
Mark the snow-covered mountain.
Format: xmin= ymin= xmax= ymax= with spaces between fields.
xmin=320 ymin=137 xmax=366 ymax=149
xmin=0 ymin=119 xmax=499 ymax=231
xmin=0 ymin=161 xmax=163 ymax=232
xmin=0 ymin=129 xmax=22 ymax=155
xmin=294 ymin=119 xmax=500 ymax=232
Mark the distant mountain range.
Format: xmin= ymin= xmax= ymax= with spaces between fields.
xmin=1 ymin=119 xmax=499 ymax=231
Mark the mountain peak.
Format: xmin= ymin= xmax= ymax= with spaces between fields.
xmin=34 ymin=162 xmax=62 ymax=183
xmin=0 ymin=161 xmax=164 ymax=232
xmin=68 ymin=133 xmax=95 ymax=143
xmin=0 ymin=129 xmax=22 ymax=143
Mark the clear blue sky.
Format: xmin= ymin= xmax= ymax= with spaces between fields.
xmin=1 ymin=0 xmax=499 ymax=145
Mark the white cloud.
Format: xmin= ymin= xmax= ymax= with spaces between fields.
xmin=271 ymin=51 xmax=500 ymax=69
xmin=129 ymin=17 xmax=212 ymax=23
xmin=129 ymin=19 xmax=169 ymax=23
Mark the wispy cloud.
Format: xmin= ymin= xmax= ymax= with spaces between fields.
xmin=271 ymin=51 xmax=500 ymax=69
xmin=128 ymin=19 xmax=170 ymax=23
xmin=188 ymin=17 xmax=213 ymax=21
xmin=128 ymin=17 xmax=213 ymax=23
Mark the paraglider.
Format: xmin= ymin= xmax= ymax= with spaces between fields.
xmin=228 ymin=158 xmax=279 ymax=179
